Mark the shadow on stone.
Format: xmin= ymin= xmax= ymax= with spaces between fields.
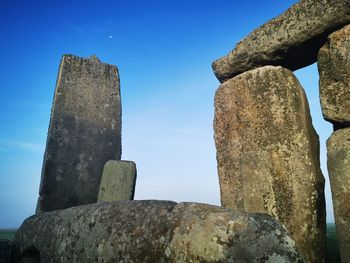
xmin=18 ymin=247 xmax=40 ymax=263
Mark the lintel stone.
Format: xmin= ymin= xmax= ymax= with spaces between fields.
xmin=213 ymin=0 xmax=350 ymax=83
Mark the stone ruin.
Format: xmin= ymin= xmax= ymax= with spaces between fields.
xmin=4 ymin=54 xmax=302 ymax=263
xmin=1 ymin=0 xmax=349 ymax=262
xmin=213 ymin=0 xmax=350 ymax=262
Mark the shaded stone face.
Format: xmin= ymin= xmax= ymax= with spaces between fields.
xmin=327 ymin=128 xmax=350 ymax=262
xmin=12 ymin=201 xmax=304 ymax=263
xmin=0 ymin=239 xmax=12 ymax=263
xmin=37 ymin=54 xmax=121 ymax=213
xmin=97 ymin=160 xmax=137 ymax=202
xmin=318 ymin=25 xmax=350 ymax=127
xmin=214 ymin=66 xmax=326 ymax=262
xmin=212 ymin=0 xmax=350 ymax=83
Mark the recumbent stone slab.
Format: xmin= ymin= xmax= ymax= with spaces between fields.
xmin=214 ymin=66 xmax=326 ymax=262
xmin=327 ymin=128 xmax=350 ymax=263
xmin=37 ymin=54 xmax=121 ymax=213
xmin=318 ymin=24 xmax=350 ymax=127
xmin=97 ymin=160 xmax=137 ymax=202
xmin=212 ymin=0 xmax=350 ymax=83
xmin=12 ymin=200 xmax=304 ymax=262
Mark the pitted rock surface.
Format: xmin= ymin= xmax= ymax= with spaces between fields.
xmin=212 ymin=0 xmax=350 ymax=83
xmin=12 ymin=200 xmax=304 ymax=263
xmin=214 ymin=66 xmax=325 ymax=262
xmin=327 ymin=128 xmax=350 ymax=262
xmin=0 ymin=239 xmax=12 ymax=263
xmin=36 ymin=54 xmax=121 ymax=213
xmin=318 ymin=24 xmax=350 ymax=127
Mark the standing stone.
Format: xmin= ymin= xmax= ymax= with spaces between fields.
xmin=327 ymin=128 xmax=350 ymax=262
xmin=318 ymin=24 xmax=350 ymax=128
xmin=12 ymin=201 xmax=304 ymax=262
xmin=37 ymin=54 xmax=121 ymax=213
xmin=214 ymin=66 xmax=326 ymax=262
xmin=212 ymin=0 xmax=350 ymax=83
xmin=97 ymin=160 xmax=137 ymax=202
xmin=0 ymin=239 xmax=12 ymax=263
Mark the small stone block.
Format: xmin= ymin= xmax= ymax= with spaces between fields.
xmin=98 ymin=160 xmax=137 ymax=202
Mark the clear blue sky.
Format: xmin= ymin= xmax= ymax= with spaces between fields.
xmin=0 ymin=0 xmax=333 ymax=228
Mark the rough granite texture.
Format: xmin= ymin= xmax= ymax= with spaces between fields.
xmin=0 ymin=239 xmax=12 ymax=263
xmin=12 ymin=200 xmax=304 ymax=263
xmin=214 ymin=66 xmax=326 ymax=263
xmin=327 ymin=128 xmax=350 ymax=263
xmin=36 ymin=54 xmax=121 ymax=213
xmin=318 ymin=24 xmax=350 ymax=127
xmin=212 ymin=0 xmax=350 ymax=83
xmin=97 ymin=160 xmax=137 ymax=202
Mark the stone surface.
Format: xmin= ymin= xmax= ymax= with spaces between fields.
xmin=12 ymin=201 xmax=304 ymax=263
xmin=327 ymin=128 xmax=350 ymax=262
xmin=37 ymin=54 xmax=121 ymax=213
xmin=97 ymin=160 xmax=137 ymax=202
xmin=0 ymin=239 xmax=12 ymax=263
xmin=318 ymin=25 xmax=350 ymax=127
xmin=212 ymin=0 xmax=350 ymax=83
xmin=214 ymin=66 xmax=326 ymax=262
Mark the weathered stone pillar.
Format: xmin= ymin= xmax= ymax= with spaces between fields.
xmin=214 ymin=66 xmax=326 ymax=262
xmin=36 ymin=54 xmax=121 ymax=213
xmin=97 ymin=160 xmax=137 ymax=202
xmin=318 ymin=24 xmax=350 ymax=129
xmin=318 ymin=25 xmax=350 ymax=263
xmin=327 ymin=128 xmax=350 ymax=262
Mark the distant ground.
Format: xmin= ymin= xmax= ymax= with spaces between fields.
xmin=0 ymin=224 xmax=342 ymax=262
xmin=0 ymin=229 xmax=16 ymax=241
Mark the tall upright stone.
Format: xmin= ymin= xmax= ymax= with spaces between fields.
xmin=318 ymin=24 xmax=350 ymax=128
xmin=214 ymin=66 xmax=326 ymax=262
xmin=212 ymin=0 xmax=350 ymax=83
xmin=37 ymin=54 xmax=121 ymax=213
xmin=327 ymin=128 xmax=350 ymax=262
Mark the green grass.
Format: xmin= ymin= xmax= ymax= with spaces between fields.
xmin=0 ymin=229 xmax=16 ymax=241
xmin=0 ymin=224 xmax=343 ymax=262
xmin=327 ymin=223 xmax=341 ymax=263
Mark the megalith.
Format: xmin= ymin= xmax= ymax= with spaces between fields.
xmin=36 ymin=54 xmax=121 ymax=213
xmin=12 ymin=201 xmax=304 ymax=262
xmin=318 ymin=24 xmax=350 ymax=128
xmin=327 ymin=128 xmax=350 ymax=262
xmin=214 ymin=66 xmax=326 ymax=262
xmin=0 ymin=239 xmax=12 ymax=263
xmin=212 ymin=0 xmax=350 ymax=83
xmin=97 ymin=160 xmax=137 ymax=202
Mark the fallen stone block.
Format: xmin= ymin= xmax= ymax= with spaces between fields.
xmin=214 ymin=65 xmax=326 ymax=262
xmin=37 ymin=54 xmax=121 ymax=213
xmin=97 ymin=160 xmax=137 ymax=202
xmin=318 ymin=24 xmax=350 ymax=127
xmin=212 ymin=0 xmax=350 ymax=83
xmin=12 ymin=200 xmax=304 ymax=262
xmin=327 ymin=128 xmax=350 ymax=262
